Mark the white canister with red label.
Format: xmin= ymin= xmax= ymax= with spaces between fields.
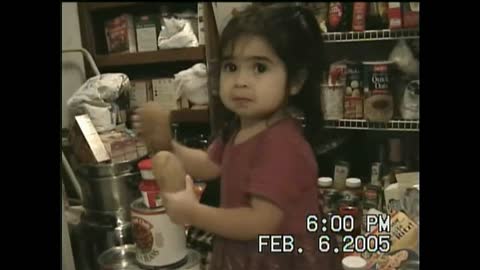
xmin=138 ymin=159 xmax=162 ymax=208
xmin=131 ymin=198 xmax=188 ymax=268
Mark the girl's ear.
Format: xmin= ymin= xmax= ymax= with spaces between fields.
xmin=289 ymin=69 xmax=308 ymax=96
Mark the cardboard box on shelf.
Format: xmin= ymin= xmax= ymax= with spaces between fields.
xmin=129 ymin=80 xmax=152 ymax=108
xmin=135 ymin=14 xmax=160 ymax=52
xmin=69 ymin=117 xmax=148 ymax=164
xmin=197 ymin=3 xmax=205 ymax=45
xmin=99 ymin=130 xmax=148 ymax=163
xmin=110 ymin=140 xmax=126 ymax=163
xmin=388 ymin=2 xmax=402 ymax=30
xmin=362 ymin=211 xmax=419 ymax=269
xmin=105 ymin=14 xmax=137 ymax=54
xmin=152 ymin=78 xmax=178 ymax=110
xmin=402 ymin=2 xmax=419 ymax=29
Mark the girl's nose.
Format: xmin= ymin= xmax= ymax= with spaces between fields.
xmin=233 ymin=69 xmax=249 ymax=88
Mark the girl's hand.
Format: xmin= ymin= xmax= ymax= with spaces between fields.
xmin=162 ymin=175 xmax=199 ymax=225
xmin=131 ymin=102 xmax=173 ymax=152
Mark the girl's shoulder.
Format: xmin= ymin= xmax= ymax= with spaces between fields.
xmin=262 ymin=117 xmax=307 ymax=146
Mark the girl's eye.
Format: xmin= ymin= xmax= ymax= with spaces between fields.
xmin=254 ymin=63 xmax=267 ymax=73
xmin=222 ymin=62 xmax=237 ymax=72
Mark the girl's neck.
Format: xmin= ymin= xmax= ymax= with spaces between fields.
xmin=240 ymin=109 xmax=289 ymax=130
xmin=234 ymin=109 xmax=289 ymax=145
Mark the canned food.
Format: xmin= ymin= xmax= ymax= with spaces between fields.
xmin=352 ymin=2 xmax=368 ymax=31
xmin=130 ymin=198 xmax=188 ymax=268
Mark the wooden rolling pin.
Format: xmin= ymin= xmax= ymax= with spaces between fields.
xmin=151 ymin=151 xmax=186 ymax=193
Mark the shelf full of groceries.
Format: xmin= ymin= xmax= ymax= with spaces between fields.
xmin=322 ymin=29 xmax=419 ymax=43
xmin=324 ymin=119 xmax=419 ymax=132
xmin=304 ymin=2 xmax=419 ymax=41
xmin=317 ymin=159 xmax=419 ymax=270
xmin=321 ymin=56 xmax=419 ymax=131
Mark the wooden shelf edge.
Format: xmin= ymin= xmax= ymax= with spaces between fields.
xmin=85 ymin=2 xmax=142 ymax=11
xmin=171 ymin=109 xmax=209 ymax=123
xmin=95 ymin=46 xmax=206 ymax=68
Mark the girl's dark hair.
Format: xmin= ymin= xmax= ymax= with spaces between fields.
xmin=213 ymin=4 xmax=326 ymax=147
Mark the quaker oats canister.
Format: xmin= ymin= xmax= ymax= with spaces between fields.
xmin=130 ymin=198 xmax=188 ymax=268
xmin=362 ymin=61 xmax=395 ymax=122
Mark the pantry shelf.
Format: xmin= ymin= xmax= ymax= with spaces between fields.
xmin=322 ymin=29 xmax=419 ymax=43
xmin=324 ymin=119 xmax=419 ymax=132
xmin=94 ymin=46 xmax=206 ymax=68
xmin=84 ymin=2 xmax=141 ymax=11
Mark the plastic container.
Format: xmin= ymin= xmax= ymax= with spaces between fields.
xmin=138 ymin=159 xmax=161 ymax=208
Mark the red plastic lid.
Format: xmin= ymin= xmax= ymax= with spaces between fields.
xmin=138 ymin=159 xmax=152 ymax=170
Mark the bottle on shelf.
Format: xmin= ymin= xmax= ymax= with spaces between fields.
xmin=333 ymin=160 xmax=350 ymax=191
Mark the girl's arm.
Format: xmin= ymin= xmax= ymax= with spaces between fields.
xmin=163 ymin=177 xmax=284 ymax=241
xmin=171 ymin=140 xmax=220 ymax=181
xmin=132 ymin=103 xmax=220 ymax=180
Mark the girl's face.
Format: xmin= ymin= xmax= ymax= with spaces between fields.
xmin=219 ymin=35 xmax=291 ymax=121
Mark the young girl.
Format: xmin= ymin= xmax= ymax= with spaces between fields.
xmin=134 ymin=4 xmax=341 ymax=270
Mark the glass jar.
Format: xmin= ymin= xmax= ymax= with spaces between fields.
xmin=317 ymin=177 xmax=339 ymax=215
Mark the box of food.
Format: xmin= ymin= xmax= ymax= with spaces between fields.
xmin=105 ymin=14 xmax=137 ymax=54
xmin=388 ymin=3 xmax=402 ymax=30
xmin=130 ymin=80 xmax=152 ymax=108
xmin=197 ymin=3 xmax=205 ymax=45
xmin=152 ymin=78 xmax=178 ymax=110
xmin=135 ymin=14 xmax=159 ymax=52
xmin=402 ymin=2 xmax=419 ymax=29
xmin=357 ymin=211 xmax=418 ymax=269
